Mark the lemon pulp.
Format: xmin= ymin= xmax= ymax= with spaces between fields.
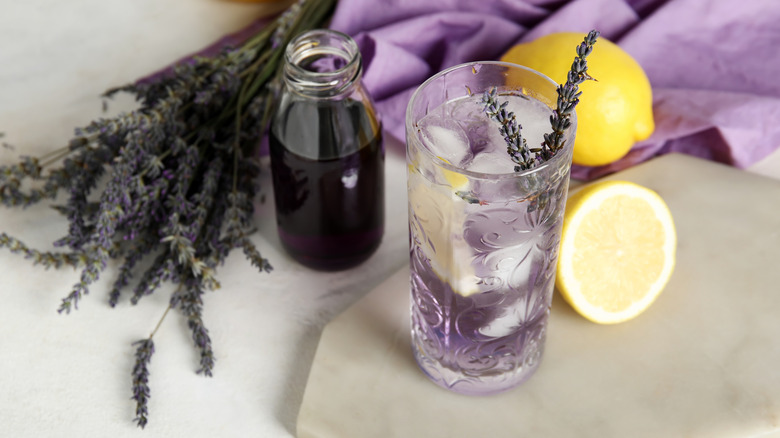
xmin=556 ymin=180 xmax=676 ymax=324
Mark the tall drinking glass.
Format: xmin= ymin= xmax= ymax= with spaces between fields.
xmin=406 ymin=62 xmax=576 ymax=395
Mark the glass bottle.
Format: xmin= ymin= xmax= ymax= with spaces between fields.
xmin=269 ymin=29 xmax=384 ymax=271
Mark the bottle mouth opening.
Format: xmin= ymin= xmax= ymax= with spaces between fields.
xmin=284 ymin=29 xmax=362 ymax=96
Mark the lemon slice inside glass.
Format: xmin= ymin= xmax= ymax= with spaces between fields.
xmin=556 ymin=180 xmax=676 ymax=324
xmin=407 ymin=158 xmax=478 ymax=296
xmin=437 ymin=157 xmax=468 ymax=190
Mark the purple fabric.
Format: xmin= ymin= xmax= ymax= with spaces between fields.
xmin=329 ymin=0 xmax=780 ymax=179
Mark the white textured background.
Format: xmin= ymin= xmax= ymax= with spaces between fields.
xmin=0 ymin=1 xmax=408 ymax=436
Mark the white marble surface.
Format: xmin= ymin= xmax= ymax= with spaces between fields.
xmin=0 ymin=1 xmax=779 ymax=437
xmin=298 ymin=155 xmax=780 ymax=438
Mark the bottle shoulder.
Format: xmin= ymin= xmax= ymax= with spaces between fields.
xmin=271 ymin=95 xmax=381 ymax=160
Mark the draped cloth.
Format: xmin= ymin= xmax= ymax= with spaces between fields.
xmin=329 ymin=0 xmax=780 ymax=179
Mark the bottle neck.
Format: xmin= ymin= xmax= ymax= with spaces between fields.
xmin=283 ymin=29 xmax=362 ymax=99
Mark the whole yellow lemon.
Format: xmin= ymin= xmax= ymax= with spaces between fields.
xmin=501 ymin=33 xmax=654 ymax=167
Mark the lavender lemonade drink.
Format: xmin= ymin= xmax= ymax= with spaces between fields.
xmin=406 ymin=62 xmax=576 ymax=395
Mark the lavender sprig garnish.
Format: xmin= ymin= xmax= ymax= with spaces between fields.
xmin=481 ymin=88 xmax=536 ymax=171
xmin=541 ymin=29 xmax=600 ymax=161
xmin=484 ymin=30 xmax=599 ymax=170
xmin=0 ymin=0 xmax=334 ymax=427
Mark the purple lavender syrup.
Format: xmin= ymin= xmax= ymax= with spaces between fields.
xmin=269 ymin=99 xmax=384 ymax=271
xmin=406 ymin=66 xmax=575 ymax=396
xmin=409 ymin=176 xmax=567 ymax=396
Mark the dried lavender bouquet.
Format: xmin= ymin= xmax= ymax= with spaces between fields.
xmin=0 ymin=0 xmax=335 ymax=428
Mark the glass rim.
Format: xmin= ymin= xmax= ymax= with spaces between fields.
xmin=405 ymin=61 xmax=577 ymax=181
xmin=284 ymin=29 xmax=362 ymax=95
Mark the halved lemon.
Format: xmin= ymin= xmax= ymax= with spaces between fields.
xmin=556 ymin=180 xmax=676 ymax=324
